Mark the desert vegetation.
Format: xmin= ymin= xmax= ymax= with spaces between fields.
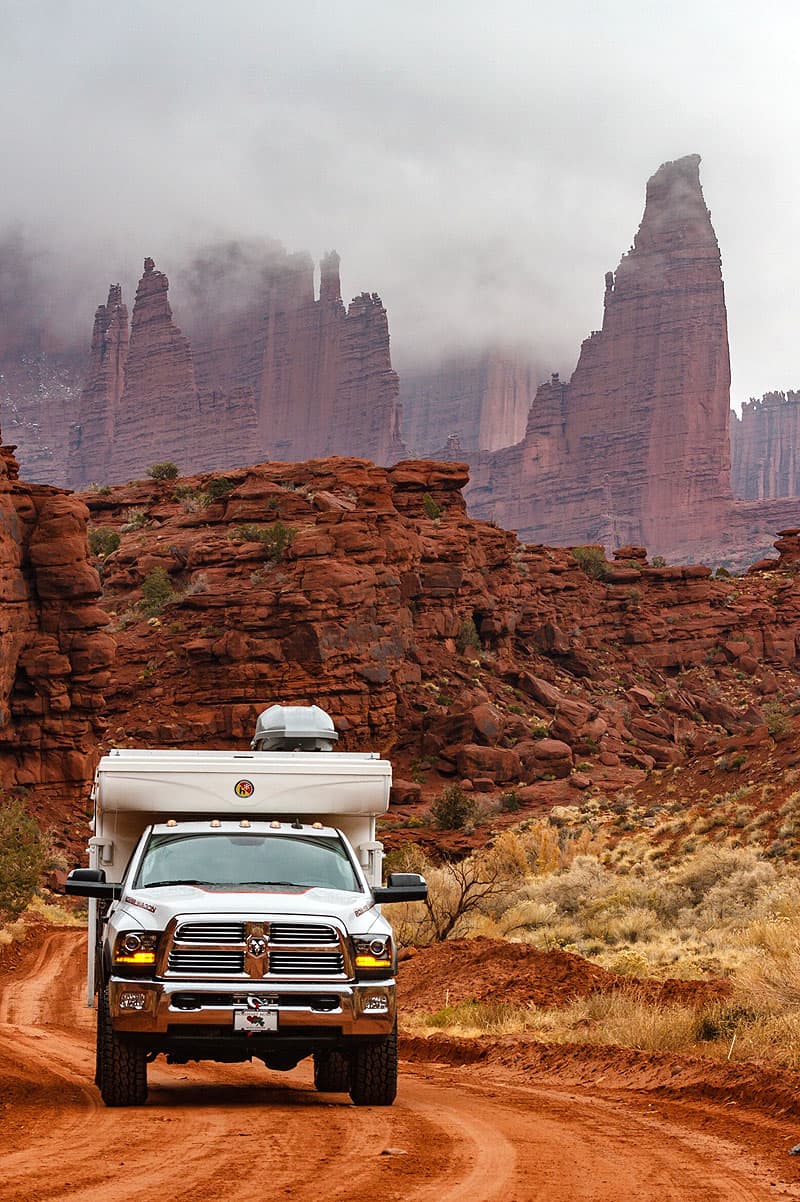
xmin=388 ymin=804 xmax=800 ymax=1068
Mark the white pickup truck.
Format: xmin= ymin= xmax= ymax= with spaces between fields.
xmin=65 ymin=705 xmax=426 ymax=1107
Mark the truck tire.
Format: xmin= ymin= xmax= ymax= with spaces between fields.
xmin=97 ymin=989 xmax=148 ymax=1107
xmin=313 ymin=1049 xmax=350 ymax=1093
xmin=348 ymin=1023 xmax=397 ymax=1106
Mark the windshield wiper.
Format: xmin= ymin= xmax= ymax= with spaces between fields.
xmin=236 ymin=880 xmax=307 ymax=889
xmin=141 ymin=879 xmax=213 ymax=889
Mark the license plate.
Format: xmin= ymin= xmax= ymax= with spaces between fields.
xmin=234 ymin=1007 xmax=278 ymax=1032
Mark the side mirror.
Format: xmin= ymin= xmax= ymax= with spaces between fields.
xmin=373 ymin=872 xmax=427 ymax=903
xmin=64 ymin=868 xmax=123 ymax=900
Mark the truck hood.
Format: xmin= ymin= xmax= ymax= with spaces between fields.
xmin=116 ymin=884 xmax=381 ymax=931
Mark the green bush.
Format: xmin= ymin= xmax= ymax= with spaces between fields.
xmin=232 ymin=522 xmax=296 ymax=562
xmin=422 ymin=492 xmax=442 ymax=520
xmin=147 ymin=461 xmax=180 ymax=481
xmin=206 ymin=476 xmax=237 ymax=500
xmin=430 ymin=785 xmax=477 ymax=831
xmin=140 ymin=567 xmax=175 ymax=615
xmin=87 ymin=527 xmax=120 ymax=557
xmin=0 ymin=797 xmax=46 ymax=915
xmin=571 ymin=545 xmax=609 ymax=580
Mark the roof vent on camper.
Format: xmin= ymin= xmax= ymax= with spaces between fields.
xmin=251 ymin=704 xmax=339 ymax=752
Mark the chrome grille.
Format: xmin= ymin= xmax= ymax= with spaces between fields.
xmin=269 ymin=923 xmax=338 ymax=945
xmin=269 ymin=951 xmax=344 ymax=975
xmin=175 ymin=922 xmax=245 ymax=944
xmin=163 ymin=917 xmax=348 ymax=980
xmin=168 ymin=949 xmax=245 ymax=973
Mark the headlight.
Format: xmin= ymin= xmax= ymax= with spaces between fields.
xmin=113 ymin=931 xmax=159 ymax=971
xmin=352 ymin=935 xmax=393 ymax=977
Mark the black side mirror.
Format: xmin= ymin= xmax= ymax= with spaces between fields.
xmin=65 ymin=868 xmax=123 ymax=900
xmin=373 ymin=872 xmax=428 ymax=903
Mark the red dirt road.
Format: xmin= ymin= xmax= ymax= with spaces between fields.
xmin=2 ymin=930 xmax=800 ymax=1201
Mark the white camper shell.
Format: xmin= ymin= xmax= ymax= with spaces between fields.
xmin=89 ymin=746 xmax=391 ymax=886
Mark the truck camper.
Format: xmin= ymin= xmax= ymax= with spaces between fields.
xmin=66 ymin=705 xmax=426 ymax=1107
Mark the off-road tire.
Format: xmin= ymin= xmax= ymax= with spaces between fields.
xmin=97 ymin=989 xmax=148 ymax=1107
xmin=313 ymin=1049 xmax=350 ymax=1093
xmin=348 ymin=1023 xmax=397 ymax=1106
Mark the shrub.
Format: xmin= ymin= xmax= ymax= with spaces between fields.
xmin=232 ymin=522 xmax=296 ymax=562
xmin=147 ymin=461 xmax=179 ymax=481
xmin=422 ymin=492 xmax=442 ymax=520
xmin=651 ymin=555 xmax=667 ymax=567
xmin=0 ymin=797 xmax=47 ymax=915
xmin=87 ymin=527 xmax=120 ymax=557
xmin=456 ymin=618 xmax=481 ymax=654
xmin=429 ymin=784 xmax=477 ymax=831
xmin=121 ymin=507 xmax=148 ymax=531
xmin=206 ymin=476 xmax=237 ymax=500
xmin=763 ymin=702 xmax=790 ymax=740
xmin=140 ymin=567 xmax=175 ymax=615
xmin=571 ymin=545 xmax=609 ymax=580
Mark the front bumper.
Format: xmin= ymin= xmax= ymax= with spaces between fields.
xmin=108 ymin=977 xmax=396 ymax=1038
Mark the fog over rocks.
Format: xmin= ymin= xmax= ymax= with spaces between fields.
xmin=1 ymin=2 xmax=798 ymax=403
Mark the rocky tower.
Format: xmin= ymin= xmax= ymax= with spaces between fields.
xmin=253 ymin=251 xmax=404 ymax=463
xmin=731 ymin=392 xmax=800 ymax=499
xmin=0 ymin=429 xmax=112 ymax=815
xmin=66 ymin=284 xmax=129 ymax=488
xmin=467 ymin=155 xmax=734 ymax=560
xmin=109 ymin=259 xmax=201 ymax=478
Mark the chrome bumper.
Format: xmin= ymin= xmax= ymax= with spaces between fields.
xmin=108 ymin=978 xmax=396 ymax=1037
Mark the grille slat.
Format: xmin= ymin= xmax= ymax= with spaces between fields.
xmin=168 ymin=950 xmax=245 ymax=973
xmin=269 ymin=923 xmax=338 ymax=945
xmin=175 ymin=922 xmax=245 ymax=944
xmin=269 ymin=952 xmax=344 ymax=975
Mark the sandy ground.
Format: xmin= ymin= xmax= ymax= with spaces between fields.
xmin=2 ymin=929 xmax=800 ymax=1201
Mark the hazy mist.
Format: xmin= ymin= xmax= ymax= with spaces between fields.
xmin=1 ymin=0 xmax=798 ymax=403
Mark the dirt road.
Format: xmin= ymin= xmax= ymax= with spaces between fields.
xmin=2 ymin=929 xmax=799 ymax=1201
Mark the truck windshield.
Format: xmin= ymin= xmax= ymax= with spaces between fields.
xmin=134 ymin=833 xmax=362 ymax=893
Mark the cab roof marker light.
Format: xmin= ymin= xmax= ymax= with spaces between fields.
xmin=210 ymin=819 xmax=221 ymax=828
xmin=240 ymin=819 xmax=251 ymax=828
xmin=312 ymin=822 xmax=323 ymax=829
xmin=270 ymin=820 xmax=281 ymax=829
xmin=167 ymin=819 xmax=177 ymax=827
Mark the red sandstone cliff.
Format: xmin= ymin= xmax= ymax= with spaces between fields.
xmin=400 ymin=350 xmax=543 ymax=457
xmin=467 ymin=155 xmax=735 ymax=559
xmin=0 ymin=433 xmax=113 ymax=841
xmin=64 ymin=251 xmax=404 ymax=488
xmin=731 ymin=392 xmax=800 ymax=500
xmin=77 ymin=457 xmax=800 ymax=850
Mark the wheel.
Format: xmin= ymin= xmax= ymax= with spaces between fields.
xmin=313 ymin=1049 xmax=350 ymax=1093
xmin=97 ymin=989 xmax=148 ymax=1107
xmin=348 ymin=1023 xmax=397 ymax=1106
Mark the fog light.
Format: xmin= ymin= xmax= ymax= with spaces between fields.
xmin=363 ymin=994 xmax=389 ymax=1013
xmin=119 ymin=991 xmax=147 ymax=1011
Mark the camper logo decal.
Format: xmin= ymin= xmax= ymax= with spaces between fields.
xmin=234 ymin=779 xmax=255 ymax=798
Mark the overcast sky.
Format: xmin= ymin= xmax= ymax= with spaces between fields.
xmin=1 ymin=0 xmax=798 ymax=405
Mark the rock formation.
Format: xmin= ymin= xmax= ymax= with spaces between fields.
xmin=467 ymin=155 xmax=735 ymax=560
xmin=731 ymin=392 xmax=800 ymax=499
xmin=80 ymin=457 xmax=800 ymax=830
xmin=0 ymin=430 xmax=113 ymax=833
xmin=400 ymin=350 xmax=543 ymax=457
xmin=65 ymin=251 xmax=404 ymax=489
